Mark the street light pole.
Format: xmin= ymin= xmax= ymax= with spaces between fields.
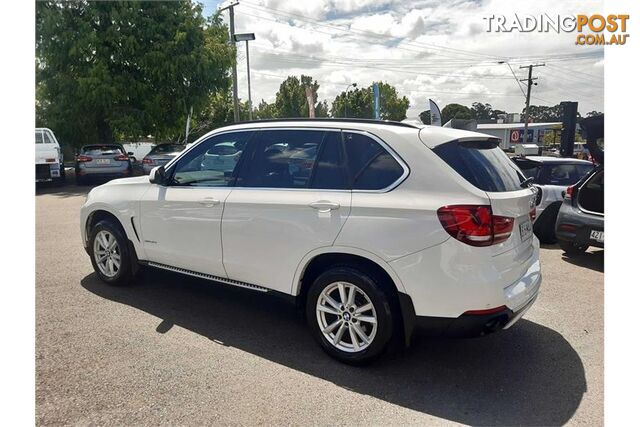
xmin=234 ymin=33 xmax=256 ymax=121
xmin=245 ymin=40 xmax=252 ymax=120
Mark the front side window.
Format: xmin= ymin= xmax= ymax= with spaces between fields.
xmin=343 ymin=132 xmax=404 ymax=190
xmin=238 ymin=129 xmax=325 ymax=188
xmin=171 ymin=132 xmax=252 ymax=187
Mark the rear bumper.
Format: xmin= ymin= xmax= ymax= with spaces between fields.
xmin=555 ymin=203 xmax=604 ymax=247
xmin=414 ymin=293 xmax=538 ymax=338
xmin=36 ymin=163 xmax=61 ymax=181
xmin=76 ymin=168 xmax=131 ymax=179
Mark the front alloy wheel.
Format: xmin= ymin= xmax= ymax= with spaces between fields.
xmin=93 ymin=230 xmax=121 ymax=278
xmin=316 ymin=282 xmax=378 ymax=353
xmin=89 ymin=219 xmax=134 ymax=286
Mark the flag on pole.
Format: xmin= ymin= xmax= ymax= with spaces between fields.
xmin=429 ymin=99 xmax=442 ymax=126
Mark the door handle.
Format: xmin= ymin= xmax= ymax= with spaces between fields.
xmin=309 ymin=200 xmax=340 ymax=212
xmin=199 ymin=198 xmax=220 ymax=207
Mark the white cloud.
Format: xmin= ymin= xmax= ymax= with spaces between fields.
xmin=224 ymin=0 xmax=604 ymax=118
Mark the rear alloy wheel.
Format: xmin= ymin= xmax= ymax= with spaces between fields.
xmin=307 ymin=267 xmax=394 ymax=365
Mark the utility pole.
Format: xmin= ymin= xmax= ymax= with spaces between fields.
xmin=219 ymin=1 xmax=240 ymax=122
xmin=519 ymin=63 xmax=545 ymax=143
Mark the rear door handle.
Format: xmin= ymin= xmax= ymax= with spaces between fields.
xmin=199 ymin=198 xmax=220 ymax=207
xmin=309 ymin=201 xmax=340 ymax=212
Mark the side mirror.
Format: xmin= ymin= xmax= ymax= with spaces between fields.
xmin=149 ymin=165 xmax=166 ymax=185
xmin=127 ymin=151 xmax=134 ymax=156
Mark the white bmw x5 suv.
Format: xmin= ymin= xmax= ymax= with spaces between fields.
xmin=81 ymin=119 xmax=541 ymax=364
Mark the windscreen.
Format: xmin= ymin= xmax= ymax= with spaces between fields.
xmin=433 ymin=140 xmax=523 ymax=192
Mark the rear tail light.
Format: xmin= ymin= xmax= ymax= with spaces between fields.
xmin=566 ymin=185 xmax=576 ymax=199
xmin=76 ymin=155 xmax=92 ymax=162
xmin=142 ymin=158 xmax=154 ymax=165
xmin=114 ymin=154 xmax=129 ymax=161
xmin=529 ymin=208 xmax=536 ymax=222
xmin=437 ymin=205 xmax=514 ymax=247
xmin=45 ymin=158 xmax=56 ymax=163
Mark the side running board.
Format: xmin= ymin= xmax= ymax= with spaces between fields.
xmin=145 ymin=261 xmax=269 ymax=293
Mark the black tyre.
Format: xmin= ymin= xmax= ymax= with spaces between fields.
xmin=559 ymin=240 xmax=588 ymax=255
xmin=533 ymin=203 xmax=561 ymax=244
xmin=306 ymin=266 xmax=395 ymax=365
xmin=88 ymin=219 xmax=134 ymax=286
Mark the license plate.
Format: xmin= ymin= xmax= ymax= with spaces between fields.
xmin=519 ymin=220 xmax=533 ymax=241
xmin=590 ymin=230 xmax=604 ymax=243
xmin=96 ymin=159 xmax=111 ymax=165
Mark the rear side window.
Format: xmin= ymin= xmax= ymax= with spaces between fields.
xmin=310 ymin=131 xmax=348 ymax=190
xmin=35 ymin=130 xmax=44 ymax=144
xmin=343 ymin=132 xmax=404 ymax=190
xmin=81 ymin=145 xmax=125 ymax=156
xmin=433 ymin=140 xmax=522 ymax=192
xmin=539 ymin=163 xmax=594 ymax=186
xmin=238 ymin=129 xmax=324 ymax=188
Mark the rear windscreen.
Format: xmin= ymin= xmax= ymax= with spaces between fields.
xmin=151 ymin=144 xmax=185 ymax=154
xmin=433 ymin=140 xmax=523 ymax=192
xmin=82 ymin=145 xmax=124 ymax=156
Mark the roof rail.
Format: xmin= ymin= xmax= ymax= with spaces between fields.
xmin=229 ymin=117 xmax=420 ymax=129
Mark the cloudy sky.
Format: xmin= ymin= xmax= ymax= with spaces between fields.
xmin=201 ymin=0 xmax=604 ymax=119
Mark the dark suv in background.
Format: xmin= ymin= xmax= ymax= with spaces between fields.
xmin=555 ymin=165 xmax=604 ymax=254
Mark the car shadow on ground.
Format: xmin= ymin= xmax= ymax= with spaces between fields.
xmin=562 ymin=249 xmax=604 ymax=273
xmin=81 ymin=270 xmax=586 ymax=426
xmin=35 ymin=182 xmax=91 ymax=198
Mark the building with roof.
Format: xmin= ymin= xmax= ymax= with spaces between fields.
xmin=477 ymin=122 xmax=562 ymax=150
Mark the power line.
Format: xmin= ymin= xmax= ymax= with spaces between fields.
xmin=240 ymin=1 xmax=505 ymax=62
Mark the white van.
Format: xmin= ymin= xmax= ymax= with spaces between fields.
xmin=36 ymin=128 xmax=65 ymax=184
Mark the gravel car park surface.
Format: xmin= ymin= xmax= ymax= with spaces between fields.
xmin=36 ymin=177 xmax=603 ymax=426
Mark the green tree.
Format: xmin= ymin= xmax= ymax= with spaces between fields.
xmin=254 ymin=99 xmax=277 ymax=120
xmin=442 ymin=103 xmax=472 ymax=123
xmin=36 ymin=1 xmax=234 ymax=147
xmin=419 ymin=110 xmax=431 ymax=124
xmin=332 ymin=87 xmax=372 ymax=118
xmin=470 ymin=102 xmax=494 ymax=120
xmin=331 ymin=82 xmax=409 ymax=120
xmin=273 ymin=75 xmax=321 ymax=118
